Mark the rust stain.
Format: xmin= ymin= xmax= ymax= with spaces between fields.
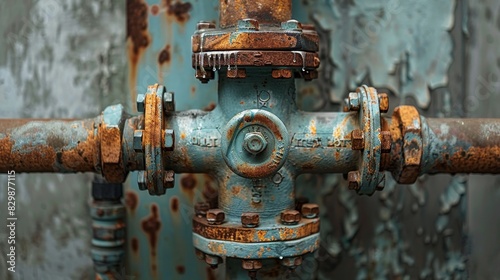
xmin=231 ymin=185 xmax=242 ymax=196
xmin=125 ymin=191 xmax=138 ymax=213
xmin=180 ymin=132 xmax=186 ymax=140
xmin=176 ymin=265 xmax=185 ymax=274
xmin=141 ymin=204 xmax=161 ymax=256
xmin=219 ymin=0 xmax=291 ymax=28
xmin=170 ymin=196 xmax=179 ymax=213
xmin=191 ymin=86 xmax=196 ymax=96
xmin=131 ymin=237 xmax=139 ymax=255
xmin=181 ymin=174 xmax=197 ymax=190
xmin=158 ymin=44 xmax=171 ymax=65
xmin=127 ymin=0 xmax=151 ymax=112
xmin=151 ymin=4 xmax=160 ymax=15
xmin=164 ymin=0 xmax=192 ymax=23
xmin=309 ymin=119 xmax=316 ymax=134
xmin=203 ymin=102 xmax=216 ymax=111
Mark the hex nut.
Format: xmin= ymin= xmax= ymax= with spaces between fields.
xmin=163 ymin=170 xmax=175 ymax=189
xmin=205 ymin=254 xmax=222 ymax=268
xmin=207 ymin=209 xmax=225 ymax=225
xmin=194 ymin=202 xmax=210 ymax=218
xmin=301 ymin=203 xmax=319 ymax=219
xmin=195 ymin=69 xmax=214 ymax=83
xmin=164 ymin=129 xmax=174 ymax=150
xmin=197 ymin=21 xmax=216 ymax=30
xmin=380 ymin=130 xmax=391 ymax=153
xmin=242 ymin=259 xmax=263 ymax=271
xmin=241 ymin=212 xmax=260 ymax=228
xmin=351 ymin=129 xmax=364 ymax=150
xmin=163 ymin=92 xmax=175 ymax=112
xmin=280 ymin=210 xmax=301 ymax=225
xmin=243 ymin=132 xmax=267 ymax=155
xmin=348 ymin=92 xmax=360 ymax=111
xmin=281 ymin=19 xmax=303 ymax=31
xmin=133 ymin=130 xmax=143 ymax=152
xmin=348 ymin=171 xmax=360 ymax=191
xmin=136 ymin=93 xmax=145 ymax=113
xmin=238 ymin=18 xmax=259 ymax=30
xmin=281 ymin=256 xmax=303 ymax=268
xmin=137 ymin=171 xmax=147 ymax=191
xmin=378 ymin=93 xmax=389 ymax=113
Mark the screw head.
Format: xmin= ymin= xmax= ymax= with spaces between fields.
xmin=378 ymin=93 xmax=389 ymax=113
xmin=206 ymin=209 xmax=225 ymax=225
xmin=133 ymin=130 xmax=143 ymax=152
xmin=164 ymin=129 xmax=174 ymax=150
xmin=243 ymin=132 xmax=267 ymax=155
xmin=280 ymin=210 xmax=301 ymax=225
xmin=348 ymin=171 xmax=361 ymax=191
xmin=137 ymin=171 xmax=147 ymax=190
xmin=242 ymin=259 xmax=263 ymax=271
xmin=241 ymin=212 xmax=260 ymax=228
xmin=136 ymin=93 xmax=145 ymax=112
xmin=351 ymin=129 xmax=364 ymax=150
xmin=281 ymin=19 xmax=303 ymax=31
xmin=238 ymin=18 xmax=259 ymax=30
xmin=194 ymin=202 xmax=210 ymax=217
xmin=348 ymin=92 xmax=360 ymax=111
xmin=301 ymin=203 xmax=320 ymax=219
xmin=163 ymin=92 xmax=175 ymax=112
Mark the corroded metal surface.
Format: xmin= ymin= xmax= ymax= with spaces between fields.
xmin=219 ymin=0 xmax=292 ymax=28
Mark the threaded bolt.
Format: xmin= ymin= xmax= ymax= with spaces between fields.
xmin=241 ymin=212 xmax=260 ymax=228
xmin=348 ymin=171 xmax=361 ymax=191
xmin=280 ymin=210 xmax=301 ymax=225
xmin=301 ymin=203 xmax=319 ymax=219
xmin=206 ymin=209 xmax=225 ymax=225
xmin=243 ymin=132 xmax=267 ymax=155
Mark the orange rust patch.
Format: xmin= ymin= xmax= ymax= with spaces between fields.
xmin=164 ymin=0 xmax=192 ymax=23
xmin=158 ymin=44 xmax=171 ymax=65
xmin=170 ymin=196 xmax=179 ymax=213
xmin=203 ymin=102 xmax=216 ymax=111
xmin=131 ymin=237 xmax=139 ymax=255
xmin=141 ymin=204 xmax=161 ymax=256
xmin=125 ymin=191 xmax=138 ymax=212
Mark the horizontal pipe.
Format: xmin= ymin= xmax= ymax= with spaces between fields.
xmin=0 ymin=118 xmax=99 ymax=173
xmin=421 ymin=118 xmax=500 ymax=174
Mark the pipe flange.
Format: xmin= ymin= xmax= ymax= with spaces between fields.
xmin=351 ymin=85 xmax=385 ymax=195
xmin=221 ymin=109 xmax=290 ymax=178
xmin=390 ymin=106 xmax=423 ymax=184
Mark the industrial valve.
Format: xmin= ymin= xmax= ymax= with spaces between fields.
xmin=1 ymin=0 xmax=500 ymax=278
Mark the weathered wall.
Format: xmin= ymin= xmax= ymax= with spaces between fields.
xmin=0 ymin=0 xmax=499 ymax=279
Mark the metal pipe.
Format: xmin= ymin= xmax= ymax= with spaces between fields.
xmin=0 ymin=118 xmax=98 ymax=173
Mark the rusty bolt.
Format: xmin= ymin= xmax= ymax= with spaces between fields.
xmin=242 ymin=259 xmax=263 ymax=271
xmin=280 ymin=210 xmax=301 ymax=225
xmin=133 ymin=130 xmax=143 ymax=152
xmin=195 ymin=69 xmax=214 ymax=83
xmin=238 ymin=18 xmax=259 ymax=31
xmin=272 ymin=69 xmax=293 ymax=79
xmin=380 ymin=130 xmax=391 ymax=153
xmin=136 ymin=93 xmax=145 ymax=113
xmin=243 ymin=132 xmax=267 ymax=155
xmin=163 ymin=170 xmax=175 ymax=189
xmin=163 ymin=91 xmax=175 ymax=112
xmin=302 ymin=23 xmax=316 ymax=31
xmin=348 ymin=92 xmax=360 ymax=111
xmin=164 ymin=129 xmax=174 ymax=150
xmin=197 ymin=21 xmax=215 ymax=30
xmin=302 ymin=70 xmax=318 ymax=81
xmin=195 ymin=248 xmax=205 ymax=260
xmin=137 ymin=171 xmax=147 ymax=191
xmin=378 ymin=93 xmax=389 ymax=113
xmin=351 ymin=129 xmax=364 ymax=150
xmin=281 ymin=256 xmax=303 ymax=268
xmin=281 ymin=19 xmax=303 ymax=31
xmin=195 ymin=202 xmax=210 ymax=218
xmin=227 ymin=68 xmax=246 ymax=79
xmin=348 ymin=171 xmax=361 ymax=191
xmin=205 ymin=254 xmax=222 ymax=268
xmin=241 ymin=212 xmax=260 ymax=228
xmin=206 ymin=209 xmax=225 ymax=225
xmin=301 ymin=203 xmax=320 ymax=219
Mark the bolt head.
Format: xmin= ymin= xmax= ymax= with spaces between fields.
xmin=206 ymin=209 xmax=225 ymax=225
xmin=133 ymin=130 xmax=143 ymax=152
xmin=238 ymin=18 xmax=259 ymax=30
xmin=281 ymin=19 xmax=303 ymax=31
xmin=378 ymin=93 xmax=389 ymax=113
xmin=164 ymin=129 xmax=174 ymax=150
xmin=301 ymin=203 xmax=320 ymax=219
xmin=242 ymin=259 xmax=263 ymax=271
xmin=136 ymin=93 xmax=145 ymax=112
xmin=194 ymin=202 xmax=210 ymax=217
xmin=163 ymin=170 xmax=175 ymax=189
xmin=348 ymin=92 xmax=360 ymax=111
xmin=351 ymin=129 xmax=364 ymax=150
xmin=380 ymin=130 xmax=391 ymax=153
xmin=195 ymin=69 xmax=214 ymax=83
xmin=280 ymin=210 xmax=301 ymax=225
xmin=241 ymin=212 xmax=260 ymax=228
xmin=137 ymin=171 xmax=147 ymax=190
xmin=163 ymin=92 xmax=175 ymax=112
xmin=243 ymin=132 xmax=267 ymax=155
xmin=197 ymin=21 xmax=216 ymax=30
xmin=205 ymin=254 xmax=222 ymax=267
xmin=281 ymin=256 xmax=303 ymax=268
xmin=348 ymin=171 xmax=360 ymax=191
